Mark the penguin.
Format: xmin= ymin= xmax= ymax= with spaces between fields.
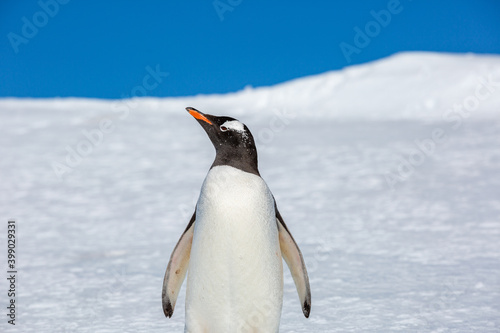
xmin=162 ymin=107 xmax=311 ymax=332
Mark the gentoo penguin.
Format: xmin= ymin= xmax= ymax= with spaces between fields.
xmin=162 ymin=107 xmax=311 ymax=332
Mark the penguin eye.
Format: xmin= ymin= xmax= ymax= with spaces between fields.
xmin=220 ymin=126 xmax=228 ymax=132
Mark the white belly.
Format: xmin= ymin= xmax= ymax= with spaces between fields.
xmin=185 ymin=166 xmax=283 ymax=333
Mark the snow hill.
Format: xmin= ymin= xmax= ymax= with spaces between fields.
xmin=1 ymin=52 xmax=499 ymax=332
xmin=1 ymin=51 xmax=500 ymax=120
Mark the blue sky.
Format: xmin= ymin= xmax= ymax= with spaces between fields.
xmin=1 ymin=0 xmax=500 ymax=99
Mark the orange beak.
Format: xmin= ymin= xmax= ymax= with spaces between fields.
xmin=186 ymin=107 xmax=212 ymax=125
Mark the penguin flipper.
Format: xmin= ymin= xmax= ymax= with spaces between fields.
xmin=162 ymin=211 xmax=196 ymax=318
xmin=276 ymin=209 xmax=311 ymax=318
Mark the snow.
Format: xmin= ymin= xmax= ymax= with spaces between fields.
xmin=1 ymin=52 xmax=499 ymax=332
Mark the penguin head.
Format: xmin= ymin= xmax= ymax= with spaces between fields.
xmin=186 ymin=107 xmax=259 ymax=175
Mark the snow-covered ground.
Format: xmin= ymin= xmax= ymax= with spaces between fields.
xmin=1 ymin=52 xmax=499 ymax=332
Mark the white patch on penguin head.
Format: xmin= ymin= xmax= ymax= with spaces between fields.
xmin=220 ymin=120 xmax=248 ymax=139
xmin=220 ymin=120 xmax=244 ymax=132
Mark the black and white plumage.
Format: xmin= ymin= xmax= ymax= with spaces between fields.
xmin=162 ymin=107 xmax=311 ymax=332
